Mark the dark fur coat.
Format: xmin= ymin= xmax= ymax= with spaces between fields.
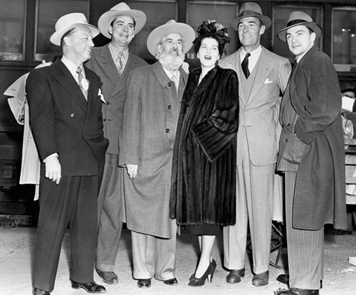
xmin=170 ymin=65 xmax=239 ymax=226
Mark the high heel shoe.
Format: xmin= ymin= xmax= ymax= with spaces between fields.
xmin=188 ymin=259 xmax=216 ymax=286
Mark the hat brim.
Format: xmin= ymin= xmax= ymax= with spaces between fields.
xmin=98 ymin=10 xmax=146 ymax=39
xmin=277 ymin=22 xmax=322 ymax=42
xmin=147 ymin=23 xmax=195 ymax=56
xmin=50 ymin=23 xmax=100 ymax=46
xmin=230 ymin=15 xmax=271 ymax=31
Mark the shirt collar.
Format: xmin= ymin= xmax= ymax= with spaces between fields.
xmin=240 ymin=45 xmax=262 ymax=59
xmin=61 ymin=56 xmax=84 ymax=79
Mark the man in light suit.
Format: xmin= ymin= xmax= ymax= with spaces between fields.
xmin=119 ymin=20 xmax=195 ymax=288
xmin=219 ymin=2 xmax=291 ymax=286
xmin=85 ymin=2 xmax=147 ymax=284
xmin=275 ymin=11 xmax=347 ymax=295
xmin=27 ymin=13 xmax=108 ymax=295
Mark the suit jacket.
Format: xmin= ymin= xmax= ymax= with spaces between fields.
xmin=26 ymin=59 xmax=108 ymax=176
xmin=119 ymin=62 xmax=188 ymax=238
xmin=85 ymin=45 xmax=147 ymax=154
xmin=277 ymin=46 xmax=347 ymax=230
xmin=219 ymin=46 xmax=291 ymax=166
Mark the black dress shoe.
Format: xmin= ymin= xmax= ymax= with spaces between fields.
xmin=137 ymin=279 xmax=151 ymax=288
xmin=277 ymin=274 xmax=289 ymax=285
xmin=71 ymin=281 xmax=106 ymax=293
xmin=163 ymin=278 xmax=178 ymax=285
xmin=33 ymin=288 xmax=50 ymax=295
xmin=96 ymin=269 xmax=118 ymax=284
xmin=274 ymin=288 xmax=319 ymax=295
xmin=226 ymin=268 xmax=245 ymax=283
xmin=252 ymin=270 xmax=269 ymax=287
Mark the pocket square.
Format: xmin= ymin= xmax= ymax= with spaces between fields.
xmin=264 ymin=78 xmax=273 ymax=84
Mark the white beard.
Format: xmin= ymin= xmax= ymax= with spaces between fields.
xmin=159 ymin=49 xmax=185 ymax=71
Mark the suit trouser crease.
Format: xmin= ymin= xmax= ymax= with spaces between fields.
xmin=131 ymin=220 xmax=177 ymax=280
xmin=285 ymin=172 xmax=324 ymax=289
xmin=223 ymin=130 xmax=273 ymax=274
xmin=33 ymin=175 xmax=98 ymax=292
xmin=96 ymin=154 xmax=124 ymax=271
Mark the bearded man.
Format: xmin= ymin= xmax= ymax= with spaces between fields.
xmin=119 ymin=20 xmax=195 ymax=289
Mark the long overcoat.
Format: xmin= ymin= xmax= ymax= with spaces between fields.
xmin=170 ymin=66 xmax=239 ymax=226
xmin=119 ymin=62 xmax=188 ymax=239
xmin=277 ymin=46 xmax=347 ymax=230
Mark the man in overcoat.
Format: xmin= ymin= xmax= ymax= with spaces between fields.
xmin=275 ymin=11 xmax=347 ymax=295
xmin=26 ymin=13 xmax=108 ymax=295
xmin=219 ymin=2 xmax=291 ymax=286
xmin=85 ymin=2 xmax=147 ymax=284
xmin=119 ymin=20 xmax=195 ymax=288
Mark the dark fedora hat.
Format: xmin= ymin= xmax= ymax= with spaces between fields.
xmin=277 ymin=11 xmax=322 ymax=42
xmin=230 ymin=2 xmax=271 ymax=31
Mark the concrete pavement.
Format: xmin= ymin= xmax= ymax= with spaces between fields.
xmin=1 ymin=225 xmax=356 ymax=295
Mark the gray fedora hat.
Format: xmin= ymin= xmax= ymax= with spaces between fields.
xmin=230 ymin=2 xmax=271 ymax=31
xmin=277 ymin=11 xmax=322 ymax=42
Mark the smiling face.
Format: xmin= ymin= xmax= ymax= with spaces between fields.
xmin=237 ymin=16 xmax=265 ymax=52
xmin=197 ymin=37 xmax=220 ymax=70
xmin=156 ymin=33 xmax=185 ymax=70
xmin=64 ymin=26 xmax=94 ymax=64
xmin=286 ymin=25 xmax=315 ymax=59
xmin=109 ymin=15 xmax=135 ymax=47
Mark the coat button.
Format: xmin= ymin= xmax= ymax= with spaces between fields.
xmin=168 ymin=82 xmax=172 ymax=87
xmin=70 ymin=113 xmax=74 ymax=117
xmin=168 ymin=105 xmax=172 ymax=110
xmin=166 ymin=128 xmax=170 ymax=133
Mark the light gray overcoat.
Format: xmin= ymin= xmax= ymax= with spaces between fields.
xmin=119 ymin=62 xmax=187 ymax=239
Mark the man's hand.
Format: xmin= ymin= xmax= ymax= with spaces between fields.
xmin=181 ymin=62 xmax=189 ymax=74
xmin=126 ymin=164 xmax=138 ymax=179
xmin=45 ymin=156 xmax=61 ymax=184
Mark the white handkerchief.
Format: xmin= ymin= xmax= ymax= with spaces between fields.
xmin=342 ymin=96 xmax=354 ymax=112
xmin=264 ymin=78 xmax=273 ymax=84
xmin=98 ymin=88 xmax=106 ymax=103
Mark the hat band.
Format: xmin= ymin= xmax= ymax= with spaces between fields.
xmin=287 ymin=19 xmax=308 ymax=27
xmin=238 ymin=10 xmax=262 ymax=18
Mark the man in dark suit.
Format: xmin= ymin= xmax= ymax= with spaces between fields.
xmin=85 ymin=3 xmax=147 ymax=284
xmin=27 ymin=13 xmax=108 ymax=295
xmin=275 ymin=11 xmax=347 ymax=295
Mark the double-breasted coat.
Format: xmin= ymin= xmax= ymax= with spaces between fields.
xmin=119 ymin=62 xmax=188 ymax=239
xmin=277 ymin=46 xmax=347 ymax=230
xmin=170 ymin=66 xmax=239 ymax=226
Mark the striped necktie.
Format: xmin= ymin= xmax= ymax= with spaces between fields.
xmin=76 ymin=67 xmax=87 ymax=99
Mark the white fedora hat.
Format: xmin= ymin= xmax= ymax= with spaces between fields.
xmin=277 ymin=11 xmax=322 ymax=42
xmin=50 ymin=13 xmax=99 ymax=46
xmin=98 ymin=2 xmax=146 ymax=39
xmin=147 ymin=20 xmax=195 ymax=56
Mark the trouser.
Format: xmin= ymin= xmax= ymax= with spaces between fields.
xmin=285 ymin=171 xmax=324 ymax=289
xmin=131 ymin=220 xmax=177 ymax=281
xmin=96 ymin=154 xmax=124 ymax=271
xmin=33 ymin=175 xmax=98 ymax=292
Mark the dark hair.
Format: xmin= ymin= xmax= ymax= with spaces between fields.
xmin=193 ymin=20 xmax=230 ymax=55
xmin=110 ymin=16 xmax=136 ymax=28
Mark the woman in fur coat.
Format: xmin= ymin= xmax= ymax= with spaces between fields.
xmin=170 ymin=20 xmax=239 ymax=286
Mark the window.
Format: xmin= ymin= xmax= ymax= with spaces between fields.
xmin=187 ymin=1 xmax=238 ymax=59
xmin=272 ymin=5 xmax=322 ymax=63
xmin=36 ymin=0 xmax=89 ymax=61
xmin=0 ymin=0 xmax=25 ymax=61
xmin=332 ymin=7 xmax=356 ymax=72
xmin=126 ymin=0 xmax=176 ymax=63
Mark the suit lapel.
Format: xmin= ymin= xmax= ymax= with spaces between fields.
xmin=52 ymin=60 xmax=87 ymax=112
xmin=247 ymin=48 xmax=274 ymax=101
xmin=111 ymin=53 xmax=137 ymax=97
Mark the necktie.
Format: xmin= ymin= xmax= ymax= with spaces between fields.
xmin=241 ymin=52 xmax=251 ymax=79
xmin=116 ymin=53 xmax=124 ymax=76
xmin=76 ymin=67 xmax=87 ymax=99
xmin=172 ymin=72 xmax=179 ymax=93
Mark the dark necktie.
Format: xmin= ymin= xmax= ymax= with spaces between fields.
xmin=241 ymin=52 xmax=251 ymax=78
